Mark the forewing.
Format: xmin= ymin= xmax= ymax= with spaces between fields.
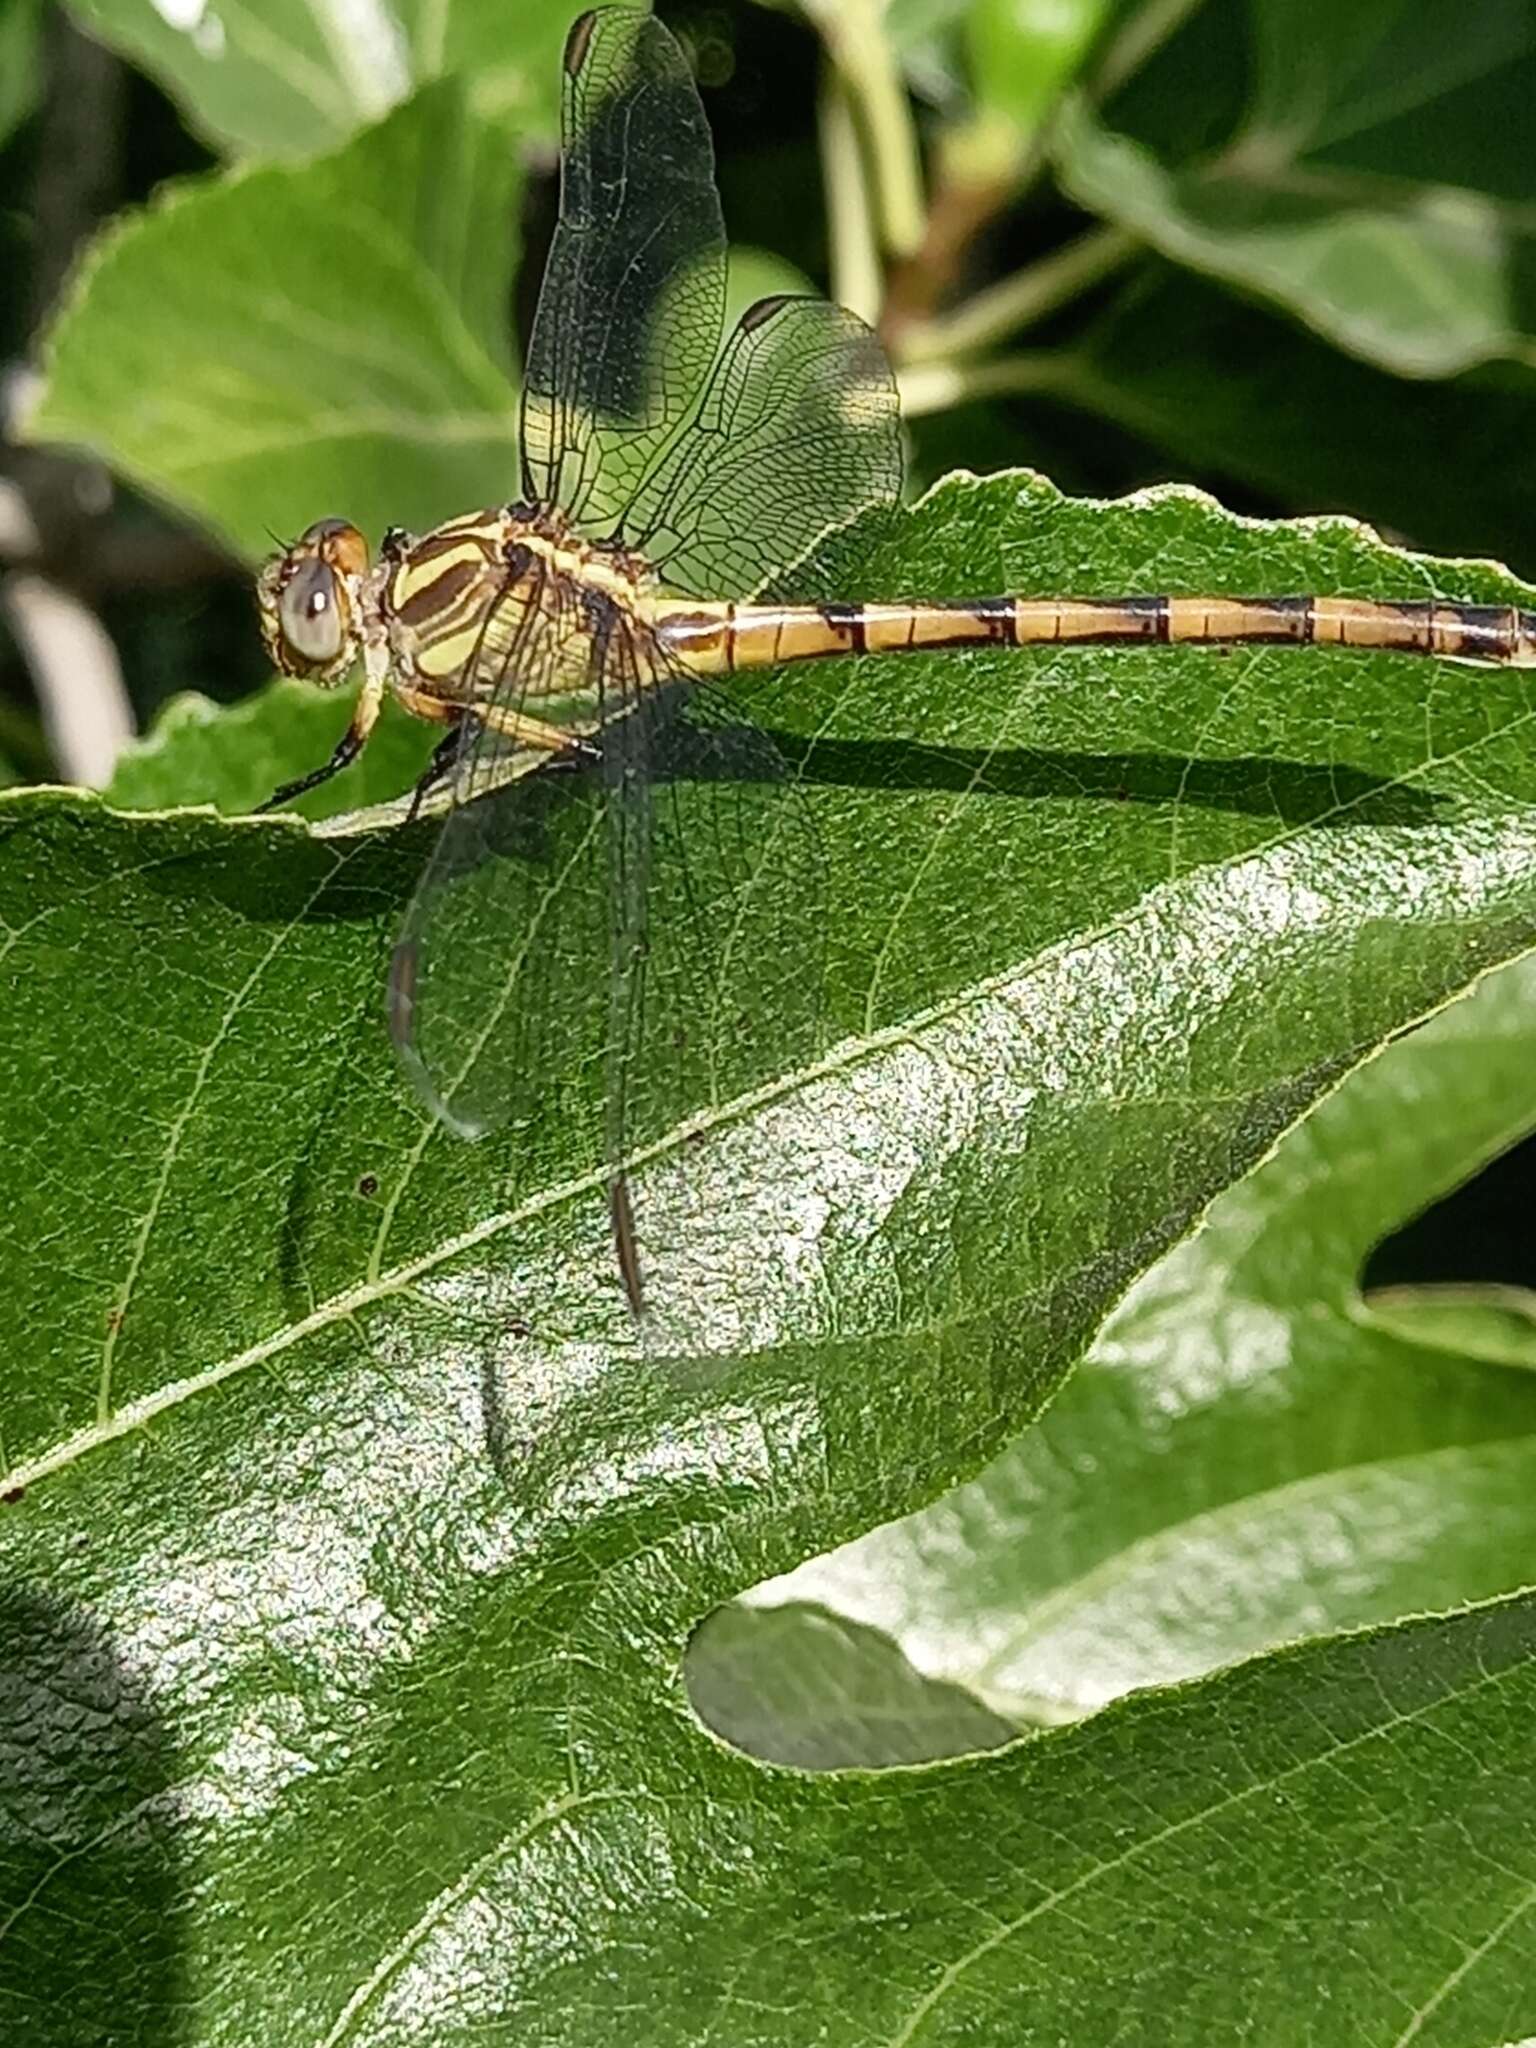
xmin=520 ymin=9 xmax=727 ymax=534
xmin=618 ymin=294 xmax=903 ymax=599
xmin=388 ymin=576 xmax=613 ymax=1160
xmin=389 ymin=602 xmax=829 ymax=1321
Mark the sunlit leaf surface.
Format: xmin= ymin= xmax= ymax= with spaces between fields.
xmin=739 ymin=951 xmax=1536 ymax=1726
xmin=5 ymin=468 xmax=1536 ymax=2038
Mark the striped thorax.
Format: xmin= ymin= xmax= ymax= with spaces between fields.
xmin=380 ymin=507 xmax=663 ymax=711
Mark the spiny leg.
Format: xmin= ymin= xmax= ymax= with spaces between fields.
xmin=257 ymin=638 xmax=386 ymax=811
xmin=257 ymin=725 xmax=369 ymax=812
xmin=405 ymin=718 xmax=469 ymax=824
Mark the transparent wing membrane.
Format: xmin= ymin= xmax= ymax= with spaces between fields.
xmin=520 ymin=8 xmax=727 ymax=532
xmin=389 ymin=572 xmax=599 ymax=1145
xmin=393 ymin=9 xmax=895 ymax=1321
xmin=624 ymin=294 xmax=902 ymax=598
xmin=390 ymin=626 xmax=827 ymax=1289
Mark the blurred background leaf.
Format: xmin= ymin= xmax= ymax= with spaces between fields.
xmin=29 ymin=77 xmax=521 ymax=558
xmin=1054 ymin=0 xmax=1536 ymax=377
xmin=62 ymin=0 xmax=592 ymax=157
xmin=0 ymin=0 xmax=43 ymax=149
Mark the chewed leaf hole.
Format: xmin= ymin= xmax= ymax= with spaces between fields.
xmin=683 ymin=1601 xmax=1018 ymax=1771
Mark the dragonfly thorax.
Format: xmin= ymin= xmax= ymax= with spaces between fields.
xmin=380 ymin=506 xmax=660 ymax=716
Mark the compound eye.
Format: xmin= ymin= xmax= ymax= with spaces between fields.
xmin=278 ymin=559 xmax=346 ymax=666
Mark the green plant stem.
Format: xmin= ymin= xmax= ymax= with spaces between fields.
xmin=897 ymin=351 xmax=1073 ymax=418
xmin=810 ymin=0 xmax=926 ymax=261
xmin=896 ymin=225 xmax=1138 ymax=366
xmin=819 ymin=57 xmax=884 ymax=328
xmin=1092 ymin=0 xmax=1207 ymax=99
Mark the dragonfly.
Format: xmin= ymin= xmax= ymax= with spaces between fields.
xmin=256 ymin=5 xmax=1536 ymax=1322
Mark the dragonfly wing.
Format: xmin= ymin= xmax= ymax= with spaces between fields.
xmin=594 ymin=651 xmax=831 ymax=1317
xmin=389 ymin=575 xmax=614 ymax=1156
xmin=391 ymin=597 xmax=829 ymax=1319
xmin=617 ymin=294 xmax=903 ymax=600
xmin=521 ymin=9 xmax=726 ymax=533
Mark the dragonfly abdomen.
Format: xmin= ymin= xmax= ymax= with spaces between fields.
xmin=658 ymin=595 xmax=1536 ymax=671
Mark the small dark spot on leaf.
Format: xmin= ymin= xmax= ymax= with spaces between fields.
xmin=2 ymin=1486 xmax=24 ymax=1505
xmin=507 ymin=1318 xmax=531 ymax=1340
xmin=357 ymin=1173 xmax=379 ymax=1197
xmin=105 ymin=1307 xmax=124 ymax=1333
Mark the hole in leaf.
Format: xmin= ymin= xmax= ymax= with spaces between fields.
xmin=684 ymin=1600 xmax=1018 ymax=1772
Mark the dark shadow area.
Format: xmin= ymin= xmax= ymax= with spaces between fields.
xmin=126 ymin=695 xmax=1447 ymax=950
xmin=1365 ymin=1131 xmax=1536 ymax=1294
xmin=0 ymin=1585 xmax=185 ymax=2044
xmin=631 ymin=694 xmax=1445 ymax=830
xmin=772 ymin=731 xmax=1446 ymax=826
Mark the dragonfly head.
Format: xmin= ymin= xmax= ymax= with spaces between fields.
xmin=258 ymin=518 xmax=369 ymax=685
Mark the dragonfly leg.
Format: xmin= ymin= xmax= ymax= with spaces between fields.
xmin=257 ymin=637 xmax=386 ymax=812
xmin=476 ymin=700 xmax=602 ymax=760
xmin=405 ymin=720 xmax=466 ymax=823
xmin=390 ymin=682 xmax=598 ymax=765
xmin=256 ymin=726 xmax=366 ymax=811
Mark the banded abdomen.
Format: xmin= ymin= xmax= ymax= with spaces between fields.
xmin=657 ymin=595 xmax=1536 ymax=673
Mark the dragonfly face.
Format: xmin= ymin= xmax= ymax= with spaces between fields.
xmin=258 ymin=517 xmax=371 ymax=686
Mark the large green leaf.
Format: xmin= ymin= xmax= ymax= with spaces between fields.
xmin=6 ymin=469 xmax=1536 ymax=2036
xmin=1055 ymin=0 xmax=1536 ymax=378
xmin=63 ymin=0 xmax=592 ymax=157
xmin=26 ymin=79 xmax=522 ymax=560
xmin=729 ymin=948 xmax=1536 ymax=1731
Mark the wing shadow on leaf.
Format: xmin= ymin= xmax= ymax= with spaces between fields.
xmin=772 ymin=734 xmax=1446 ymax=826
xmin=144 ymin=720 xmax=1443 ymax=956
xmin=0 ymin=1585 xmax=186 ymax=2041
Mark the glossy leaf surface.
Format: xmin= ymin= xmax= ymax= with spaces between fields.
xmin=743 ymin=950 xmax=1536 ymax=1725
xmin=5 ymin=469 xmax=1536 ymax=2039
